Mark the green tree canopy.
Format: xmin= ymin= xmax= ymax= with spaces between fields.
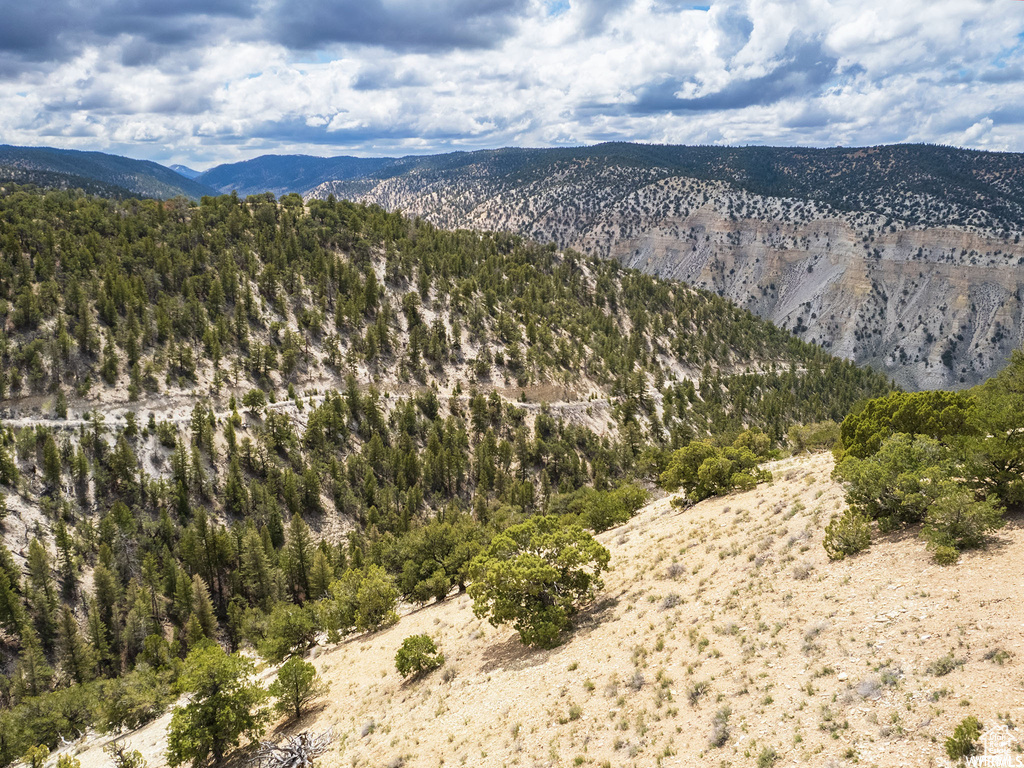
xmin=468 ymin=515 xmax=610 ymax=648
xmin=166 ymin=644 xmax=270 ymax=767
xmin=837 ymin=390 xmax=978 ymax=460
xmin=394 ymin=634 xmax=445 ymax=678
xmin=268 ymin=657 xmax=327 ymax=721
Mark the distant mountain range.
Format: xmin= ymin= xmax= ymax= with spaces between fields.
xmin=169 ymin=164 xmax=202 ymax=180
xmin=4 ymin=141 xmax=1024 ymax=389
xmin=195 ymin=154 xmax=392 ymax=197
xmin=0 ymin=145 xmax=214 ymax=199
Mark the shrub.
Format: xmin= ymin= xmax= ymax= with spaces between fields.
xmin=757 ymin=746 xmax=780 ymax=768
xmin=931 ymin=545 xmax=959 ymax=566
xmin=922 ymin=487 xmax=1003 ymax=553
xmin=355 ymin=564 xmax=399 ymax=632
xmin=833 ymin=433 xmax=951 ymax=525
xmin=927 ymin=652 xmax=964 ymax=677
xmin=945 ymin=716 xmax=981 ymax=761
xmin=394 ymin=634 xmax=445 ymax=678
xmin=468 ymin=516 xmax=609 ymax=648
xmin=822 ymin=509 xmax=871 ymax=560
xmin=731 ymin=472 xmax=757 ymax=492
xmin=687 ymin=680 xmax=709 ymax=706
xmin=708 ymin=705 xmax=731 ymax=748
xmin=105 ymin=742 xmax=147 ymax=768
xmin=660 ymin=441 xmax=770 ymax=501
xmin=23 ymin=745 xmax=49 ymax=768
xmin=788 ymin=421 xmax=840 ymax=453
xmin=322 ymin=565 xmax=399 ymax=637
xmin=100 ymin=664 xmax=176 ymax=731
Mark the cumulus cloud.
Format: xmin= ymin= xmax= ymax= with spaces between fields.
xmin=0 ymin=0 xmax=1022 ymax=165
xmin=264 ymin=0 xmax=530 ymax=51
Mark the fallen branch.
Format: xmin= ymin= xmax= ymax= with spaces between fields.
xmin=250 ymin=730 xmax=333 ymax=768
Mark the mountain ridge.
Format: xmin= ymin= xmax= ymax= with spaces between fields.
xmin=294 ymin=142 xmax=1024 ymax=390
xmin=4 ymin=141 xmax=1024 ymax=389
xmin=0 ymin=145 xmax=215 ymax=199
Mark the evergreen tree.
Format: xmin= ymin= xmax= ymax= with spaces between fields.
xmin=26 ymin=539 xmax=58 ymax=649
xmin=190 ymin=575 xmax=217 ymax=640
xmin=15 ymin=626 xmax=53 ymax=698
xmin=268 ymin=657 xmax=327 ymax=721
xmin=56 ymin=604 xmax=96 ymax=685
xmin=284 ymin=513 xmax=313 ymax=601
xmin=166 ymin=644 xmax=270 ymax=767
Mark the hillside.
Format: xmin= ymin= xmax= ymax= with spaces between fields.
xmin=0 ymin=185 xmax=894 ymax=765
xmin=297 ymin=143 xmax=1024 ymax=391
xmin=8 ymin=141 xmax=1024 ymax=389
xmin=0 ymin=146 xmax=214 ymax=200
xmin=0 ymin=167 xmax=136 ymax=200
xmin=62 ymin=452 xmax=1024 ymax=768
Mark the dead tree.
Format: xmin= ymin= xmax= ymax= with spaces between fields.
xmin=250 ymin=730 xmax=333 ymax=768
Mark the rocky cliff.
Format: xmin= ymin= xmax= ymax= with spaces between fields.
xmin=309 ymin=145 xmax=1024 ymax=389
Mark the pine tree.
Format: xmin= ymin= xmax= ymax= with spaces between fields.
xmin=15 ymin=625 xmax=54 ymax=698
xmin=307 ymin=549 xmax=334 ymax=601
xmin=53 ymin=519 xmax=77 ymax=598
xmin=239 ymin=530 xmax=274 ymax=608
xmin=224 ymin=457 xmax=247 ymax=517
xmin=91 ymin=562 xmax=122 ymax=661
xmin=86 ymin=596 xmax=114 ymax=675
xmin=56 ymin=604 xmax=96 ymax=684
xmin=42 ymin=434 xmax=61 ymax=495
xmin=0 ymin=547 xmax=26 ymax=633
xmin=26 ymin=538 xmax=58 ymax=649
xmin=190 ymin=575 xmax=217 ymax=639
xmin=285 ymin=513 xmax=313 ymax=601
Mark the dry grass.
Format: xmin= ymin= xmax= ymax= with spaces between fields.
xmin=67 ymin=452 xmax=1024 ymax=768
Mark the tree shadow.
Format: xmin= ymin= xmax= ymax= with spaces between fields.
xmin=269 ymin=702 xmax=332 ymax=739
xmin=869 ymin=506 xmax=1023 ymax=558
xmin=397 ymin=666 xmax=444 ymax=690
xmin=476 ymin=594 xmax=621 ymax=674
xmin=478 ymin=632 xmax=551 ymax=674
xmin=570 ymin=594 xmax=621 ymax=633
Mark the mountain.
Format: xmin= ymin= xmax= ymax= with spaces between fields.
xmin=0 ymin=164 xmax=136 ymax=198
xmin=6 ymin=184 xmax=1021 ymax=768
xmin=298 ymin=143 xmax=1024 ymax=391
xmin=169 ymin=164 xmax=202 ymax=180
xmin=0 ymin=145 xmax=215 ymax=199
xmin=196 ymin=153 xmax=392 ymax=197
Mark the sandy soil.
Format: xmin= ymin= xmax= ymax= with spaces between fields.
xmin=60 ymin=452 xmax=1024 ymax=768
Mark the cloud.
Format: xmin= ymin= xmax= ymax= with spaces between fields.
xmin=0 ymin=0 xmax=256 ymax=69
xmin=0 ymin=0 xmax=1023 ymax=166
xmin=264 ymin=0 xmax=530 ymax=52
xmin=630 ymin=37 xmax=838 ymax=113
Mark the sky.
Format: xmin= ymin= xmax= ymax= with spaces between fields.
xmin=0 ymin=0 xmax=1023 ymax=169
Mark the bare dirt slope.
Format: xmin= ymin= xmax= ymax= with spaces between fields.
xmin=65 ymin=452 xmax=1024 ymax=768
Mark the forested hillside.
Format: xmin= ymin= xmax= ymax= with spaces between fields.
xmin=301 ymin=143 xmax=1024 ymax=390
xmin=0 ymin=147 xmax=213 ymax=201
xmin=0 ymin=185 xmax=892 ymax=765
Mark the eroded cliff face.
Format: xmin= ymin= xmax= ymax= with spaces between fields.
xmin=314 ymin=169 xmax=1024 ymax=390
